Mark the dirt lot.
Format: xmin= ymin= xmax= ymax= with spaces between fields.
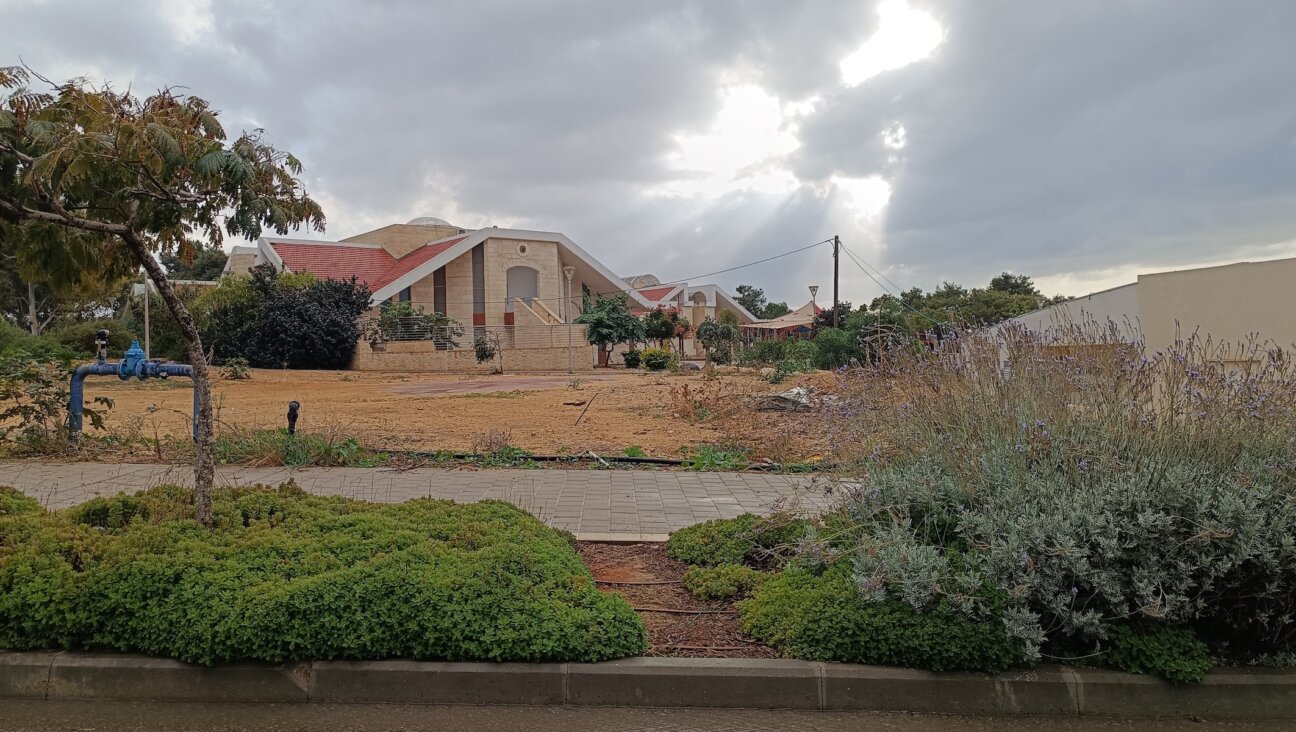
xmin=87 ymin=367 xmax=837 ymax=461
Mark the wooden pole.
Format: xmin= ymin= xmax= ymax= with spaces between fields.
xmin=832 ymin=235 xmax=840 ymax=328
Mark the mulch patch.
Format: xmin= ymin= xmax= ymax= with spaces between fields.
xmin=576 ymin=541 xmax=778 ymax=659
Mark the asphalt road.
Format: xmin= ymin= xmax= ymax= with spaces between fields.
xmin=0 ymin=701 xmax=1289 ymax=732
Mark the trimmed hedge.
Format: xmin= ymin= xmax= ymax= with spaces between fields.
xmin=739 ymin=567 xmax=1024 ymax=673
xmin=0 ymin=484 xmax=646 ymax=665
xmin=665 ymin=513 xmax=806 ymax=567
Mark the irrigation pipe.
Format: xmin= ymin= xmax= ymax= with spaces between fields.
xmin=375 ymin=447 xmax=831 ymax=472
xmin=632 ymin=607 xmax=739 ymax=615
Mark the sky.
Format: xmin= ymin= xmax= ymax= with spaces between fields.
xmin=3 ymin=0 xmax=1295 ymax=306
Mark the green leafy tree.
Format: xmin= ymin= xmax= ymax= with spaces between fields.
xmin=734 ymin=284 xmax=768 ymax=317
xmin=643 ymin=306 xmax=689 ymax=350
xmin=0 ymin=221 xmax=135 ymax=334
xmin=762 ymin=300 xmax=791 ymax=318
xmin=575 ymin=293 xmax=644 ymax=358
xmin=813 ymin=301 xmax=854 ymax=331
xmin=694 ymin=317 xmax=738 ymax=366
xmin=811 ymin=326 xmax=861 ymax=369
xmin=988 ymin=272 xmax=1040 ymax=296
xmin=161 ymin=246 xmax=227 ymax=281
xmin=0 ymin=66 xmax=324 ymax=526
xmin=734 ymin=283 xmax=789 ymax=319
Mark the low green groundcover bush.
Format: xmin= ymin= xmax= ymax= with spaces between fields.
xmin=739 ymin=567 xmax=1023 ymax=673
xmin=1103 ymin=626 xmax=1212 ymax=684
xmin=665 ymin=513 xmax=806 ymax=567
xmin=0 ymin=484 xmax=646 ymax=665
xmin=683 ymin=564 xmax=769 ymax=601
xmin=640 ymin=347 xmax=675 ymax=371
xmin=0 ymin=487 xmax=41 ymax=517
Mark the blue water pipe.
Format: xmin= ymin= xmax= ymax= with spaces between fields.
xmin=69 ymin=332 xmax=197 ymax=440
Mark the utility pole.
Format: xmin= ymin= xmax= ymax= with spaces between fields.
xmin=832 ymin=235 xmax=840 ymax=328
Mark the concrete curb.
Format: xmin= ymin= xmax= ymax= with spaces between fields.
xmin=2 ymin=652 xmax=1293 ymax=719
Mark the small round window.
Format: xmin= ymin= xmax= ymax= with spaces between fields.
xmin=517 ymin=244 xmax=528 ymax=255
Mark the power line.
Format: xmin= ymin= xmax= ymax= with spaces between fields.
xmin=837 ymin=243 xmax=944 ymax=327
xmin=659 ymin=238 xmax=834 ymax=287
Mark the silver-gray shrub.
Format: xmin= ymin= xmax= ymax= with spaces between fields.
xmin=824 ymin=322 xmax=1296 ymax=661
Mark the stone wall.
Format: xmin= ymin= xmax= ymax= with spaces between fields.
xmin=352 ymin=325 xmax=595 ymax=373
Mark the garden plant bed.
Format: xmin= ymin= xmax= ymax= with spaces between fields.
xmin=576 ymin=541 xmax=777 ymax=659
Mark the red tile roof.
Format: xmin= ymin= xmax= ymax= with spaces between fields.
xmin=371 ymin=237 xmax=466 ymax=290
xmin=271 ymin=242 xmax=394 ymax=285
xmin=636 ymin=285 xmax=678 ymax=303
xmin=269 ymin=237 xmax=467 ymax=292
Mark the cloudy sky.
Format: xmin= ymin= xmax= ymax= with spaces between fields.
xmin=3 ymin=1 xmax=1295 ymax=305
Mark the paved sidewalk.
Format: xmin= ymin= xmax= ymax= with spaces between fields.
xmin=0 ymin=462 xmax=827 ymax=540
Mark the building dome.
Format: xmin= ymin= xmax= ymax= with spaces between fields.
xmin=624 ymin=274 xmax=662 ymax=288
xmin=407 ymin=216 xmax=454 ymax=227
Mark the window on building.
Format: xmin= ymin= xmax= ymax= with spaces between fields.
xmin=398 ymin=287 xmax=412 ymax=303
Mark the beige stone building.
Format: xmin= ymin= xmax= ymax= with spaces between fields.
xmin=993 ymin=256 xmax=1296 ymax=359
xmin=226 ymin=217 xmax=650 ymax=372
xmin=629 ymin=277 xmax=761 ymax=358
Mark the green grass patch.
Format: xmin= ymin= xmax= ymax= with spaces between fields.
xmin=0 ymin=484 xmax=646 ymax=665
xmin=214 ymin=429 xmax=389 ymax=467
xmin=681 ymin=444 xmax=748 ymax=471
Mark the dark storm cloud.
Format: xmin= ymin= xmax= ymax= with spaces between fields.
xmin=3 ymin=1 xmax=1292 ymax=304
xmin=797 ymin=1 xmax=1296 ymax=292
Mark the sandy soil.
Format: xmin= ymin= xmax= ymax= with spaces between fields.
xmin=85 ymin=367 xmax=836 ymax=460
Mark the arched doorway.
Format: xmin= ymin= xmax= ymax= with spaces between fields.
xmin=690 ymin=292 xmax=708 ymax=356
xmin=505 ymin=266 xmax=539 ymax=325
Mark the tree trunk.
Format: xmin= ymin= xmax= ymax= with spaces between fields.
xmin=26 ymin=282 xmax=39 ymax=335
xmin=121 ymin=233 xmax=215 ymax=528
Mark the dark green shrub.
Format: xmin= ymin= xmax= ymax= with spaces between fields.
xmin=48 ymin=320 xmax=139 ymax=358
xmin=0 ymin=487 xmax=41 ymax=516
xmin=739 ymin=567 xmax=1023 ymax=672
xmin=0 ymin=485 xmax=646 ymax=664
xmin=811 ymin=327 xmax=859 ymax=369
xmin=666 ymin=513 xmax=806 ymax=567
xmin=640 ymin=347 xmax=674 ymax=371
xmin=473 ymin=332 xmax=499 ymax=365
xmin=219 ymin=357 xmax=251 ymax=380
xmin=0 ymin=320 xmax=25 ymax=354
xmin=1104 ymin=626 xmax=1211 ymax=684
xmin=683 ymin=564 xmax=768 ymax=600
xmin=204 ymin=265 xmax=371 ymax=369
xmin=622 ymin=349 xmax=641 ymax=369
xmin=743 ymin=339 xmax=788 ymax=366
xmin=695 ymin=318 xmax=737 ymax=364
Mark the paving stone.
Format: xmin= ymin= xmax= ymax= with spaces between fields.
xmin=1 ymin=462 xmax=823 ymax=538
